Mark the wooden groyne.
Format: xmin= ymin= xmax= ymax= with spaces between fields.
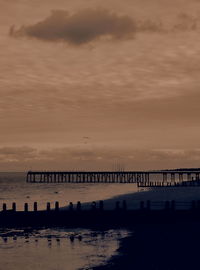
xmin=1 ymin=200 xmax=200 ymax=228
xmin=26 ymin=170 xmax=200 ymax=184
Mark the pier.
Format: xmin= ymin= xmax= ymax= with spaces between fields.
xmin=26 ymin=170 xmax=200 ymax=185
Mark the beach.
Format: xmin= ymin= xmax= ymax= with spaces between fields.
xmin=0 ymin=172 xmax=138 ymax=270
xmin=1 ymin=173 xmax=200 ymax=270
xmin=77 ymin=186 xmax=200 ymax=211
xmin=90 ymin=187 xmax=200 ymax=270
xmin=93 ymin=221 xmax=200 ymax=270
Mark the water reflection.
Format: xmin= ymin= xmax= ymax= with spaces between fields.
xmin=0 ymin=228 xmax=130 ymax=270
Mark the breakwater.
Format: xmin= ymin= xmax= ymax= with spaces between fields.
xmin=1 ymin=200 xmax=200 ymax=228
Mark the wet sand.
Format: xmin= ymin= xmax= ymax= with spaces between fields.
xmin=93 ymin=221 xmax=200 ymax=270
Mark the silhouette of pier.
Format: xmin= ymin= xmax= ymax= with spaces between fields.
xmin=26 ymin=170 xmax=200 ymax=185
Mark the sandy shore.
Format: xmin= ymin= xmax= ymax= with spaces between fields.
xmin=62 ymin=186 xmax=200 ymax=210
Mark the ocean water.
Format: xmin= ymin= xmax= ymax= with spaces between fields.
xmin=0 ymin=172 xmax=139 ymax=210
xmin=0 ymin=172 xmax=136 ymax=270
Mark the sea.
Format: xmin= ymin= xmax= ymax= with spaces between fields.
xmin=0 ymin=172 xmax=138 ymax=270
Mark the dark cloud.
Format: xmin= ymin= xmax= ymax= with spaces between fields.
xmin=10 ymin=9 xmax=200 ymax=46
xmin=12 ymin=9 xmax=135 ymax=45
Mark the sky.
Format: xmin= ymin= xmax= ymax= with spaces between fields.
xmin=1 ymin=0 xmax=200 ymax=171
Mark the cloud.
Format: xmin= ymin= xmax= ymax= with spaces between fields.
xmin=136 ymin=19 xmax=165 ymax=32
xmin=1 ymin=146 xmax=200 ymax=171
xmin=12 ymin=8 xmax=135 ymax=45
xmin=0 ymin=146 xmax=37 ymax=162
xmin=10 ymin=9 xmax=200 ymax=46
xmin=135 ymin=13 xmax=199 ymax=33
xmin=172 ymin=13 xmax=198 ymax=32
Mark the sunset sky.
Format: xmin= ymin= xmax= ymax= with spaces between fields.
xmin=1 ymin=0 xmax=200 ymax=171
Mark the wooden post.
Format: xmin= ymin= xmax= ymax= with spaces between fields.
xmin=165 ymin=201 xmax=170 ymax=210
xmin=69 ymin=202 xmax=73 ymax=211
xmin=34 ymin=202 xmax=37 ymax=211
xmin=115 ymin=201 xmax=120 ymax=211
xmin=191 ymin=200 xmax=196 ymax=210
xmin=47 ymin=202 xmax=51 ymax=211
xmin=91 ymin=201 xmax=96 ymax=211
xmin=197 ymin=200 xmax=200 ymax=209
xmin=2 ymin=203 xmax=7 ymax=212
xmin=55 ymin=201 xmax=59 ymax=211
xmin=77 ymin=201 xmax=81 ymax=211
xmin=99 ymin=200 xmax=104 ymax=211
xmin=171 ymin=200 xmax=175 ymax=211
xmin=24 ymin=203 xmax=28 ymax=212
xmin=122 ymin=200 xmax=127 ymax=211
xmin=146 ymin=200 xmax=151 ymax=210
xmin=140 ymin=201 xmax=144 ymax=210
xmin=12 ymin=202 xmax=16 ymax=212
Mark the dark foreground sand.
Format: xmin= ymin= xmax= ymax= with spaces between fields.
xmin=91 ymin=187 xmax=200 ymax=270
xmin=93 ymin=221 xmax=200 ymax=270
